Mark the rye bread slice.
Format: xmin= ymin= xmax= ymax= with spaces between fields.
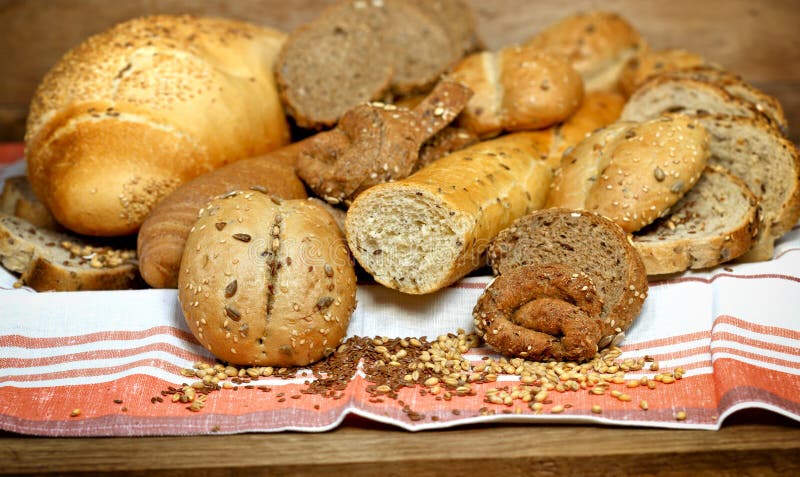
xmin=406 ymin=0 xmax=481 ymax=58
xmin=632 ymin=166 xmax=760 ymax=275
xmin=0 ymin=213 xmax=141 ymax=291
xmin=488 ymin=208 xmax=648 ymax=342
xmin=696 ymin=115 xmax=800 ymax=261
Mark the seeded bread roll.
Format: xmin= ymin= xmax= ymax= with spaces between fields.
xmin=25 ymin=15 xmax=290 ymax=237
xmin=523 ymin=11 xmax=647 ymax=93
xmin=0 ymin=213 xmax=140 ymax=291
xmin=179 ymin=194 xmax=356 ymax=367
xmin=345 ymin=132 xmax=554 ymax=295
xmin=138 ymin=146 xmax=308 ymax=289
xmin=487 ymin=208 xmax=648 ymax=347
xmin=547 ymin=115 xmax=710 ymax=233
xmin=633 ymin=166 xmax=760 ymax=275
xmin=619 ymin=49 xmax=709 ymax=97
xmin=448 ymin=46 xmax=584 ymax=138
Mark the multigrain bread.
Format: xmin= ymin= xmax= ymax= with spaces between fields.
xmin=276 ymin=0 xmax=478 ymax=129
xmin=632 ymin=166 xmax=759 ymax=275
xmin=619 ymin=49 xmax=709 ymax=97
xmin=487 ymin=208 xmax=648 ymax=346
xmin=25 ymin=15 xmax=290 ymax=237
xmin=695 ymin=115 xmax=800 ymax=261
xmin=620 ymin=76 xmax=785 ymax=135
xmin=546 ymin=115 xmax=711 ymax=233
xmin=0 ymin=213 xmax=140 ymax=291
xmin=179 ymin=193 xmax=356 ymax=367
xmin=448 ymin=46 xmax=584 ymax=138
xmin=137 ymin=148 xmax=308 ymax=289
xmin=345 ymin=132 xmax=555 ymax=295
xmin=1 ymin=176 xmax=60 ymax=230
xmin=523 ymin=11 xmax=647 ymax=93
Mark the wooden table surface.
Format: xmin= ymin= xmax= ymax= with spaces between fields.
xmin=2 ymin=1 xmax=800 ymax=475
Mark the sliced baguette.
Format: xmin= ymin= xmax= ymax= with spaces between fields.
xmin=0 ymin=213 xmax=141 ymax=291
xmin=632 ymin=166 xmax=760 ymax=275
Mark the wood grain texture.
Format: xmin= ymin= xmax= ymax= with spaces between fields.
xmin=1 ymin=0 xmax=799 ymax=141
xmin=2 ymin=418 xmax=800 ymax=476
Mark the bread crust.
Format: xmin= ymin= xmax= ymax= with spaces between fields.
xmin=179 ymin=194 xmax=356 ymax=367
xmin=137 ymin=149 xmax=308 ymax=289
xmin=619 ymin=49 xmax=708 ymax=97
xmin=473 ymin=264 xmax=603 ymax=362
xmin=547 ymin=115 xmax=710 ymax=233
xmin=25 ymin=15 xmax=290 ymax=236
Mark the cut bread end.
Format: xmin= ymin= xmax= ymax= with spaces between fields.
xmin=633 ymin=167 xmax=759 ymax=275
xmin=345 ymin=184 xmax=468 ymax=294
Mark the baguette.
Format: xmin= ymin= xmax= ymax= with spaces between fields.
xmin=25 ymin=15 xmax=290 ymax=236
xmin=345 ymin=133 xmax=554 ymax=294
xmin=137 ymin=146 xmax=308 ymax=289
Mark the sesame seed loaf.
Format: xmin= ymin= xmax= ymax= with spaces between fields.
xmin=487 ymin=208 xmax=648 ymax=344
xmin=276 ymin=0 xmax=478 ymax=129
xmin=619 ymin=77 xmax=775 ymax=132
xmin=1 ymin=175 xmax=60 ymax=230
xmin=619 ymin=49 xmax=710 ymax=97
xmin=546 ymin=115 xmax=711 ymax=233
xmin=632 ymin=166 xmax=760 ymax=275
xmin=179 ymin=193 xmax=356 ymax=367
xmin=25 ymin=15 xmax=290 ymax=237
xmin=448 ymin=46 xmax=584 ymax=138
xmin=695 ymin=115 xmax=800 ymax=261
xmin=523 ymin=11 xmax=647 ymax=93
xmin=137 ymin=147 xmax=308 ymax=289
xmin=0 ymin=213 xmax=141 ymax=291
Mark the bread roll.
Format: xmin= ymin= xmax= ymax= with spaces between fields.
xmin=25 ymin=15 xmax=291 ymax=237
xmin=547 ymin=115 xmax=710 ymax=233
xmin=138 ymin=145 xmax=309 ymax=289
xmin=345 ymin=133 xmax=554 ymax=295
xmin=448 ymin=46 xmax=584 ymax=138
xmin=524 ymin=11 xmax=647 ymax=93
xmin=179 ymin=194 xmax=356 ymax=367
xmin=619 ymin=49 xmax=709 ymax=97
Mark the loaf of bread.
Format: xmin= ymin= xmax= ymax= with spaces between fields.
xmin=523 ymin=11 xmax=647 ymax=93
xmin=25 ymin=15 xmax=291 ymax=237
xmin=179 ymin=193 xmax=356 ymax=367
xmin=448 ymin=46 xmax=584 ymax=138
xmin=547 ymin=115 xmax=711 ymax=233
xmin=137 ymin=146 xmax=308 ymax=289
xmin=0 ymin=213 xmax=141 ymax=291
xmin=487 ymin=208 xmax=648 ymax=348
xmin=1 ymin=176 xmax=60 ymax=230
xmin=276 ymin=0 xmax=478 ymax=129
xmin=619 ymin=49 xmax=709 ymax=97
xmin=345 ymin=133 xmax=554 ymax=295
xmin=633 ymin=166 xmax=759 ymax=275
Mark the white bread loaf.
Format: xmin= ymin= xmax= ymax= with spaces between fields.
xmin=547 ymin=115 xmax=711 ymax=233
xmin=179 ymin=194 xmax=356 ymax=367
xmin=448 ymin=46 xmax=584 ymax=138
xmin=25 ymin=15 xmax=291 ymax=237
xmin=523 ymin=11 xmax=647 ymax=93
xmin=345 ymin=133 xmax=554 ymax=295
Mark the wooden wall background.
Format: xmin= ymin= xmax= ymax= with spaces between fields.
xmin=1 ymin=0 xmax=799 ymax=142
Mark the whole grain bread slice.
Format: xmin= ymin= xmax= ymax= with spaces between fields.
xmin=487 ymin=208 xmax=648 ymax=343
xmin=696 ymin=115 xmax=800 ymax=261
xmin=632 ymin=166 xmax=760 ymax=275
xmin=0 ymin=213 xmax=141 ymax=291
xmin=0 ymin=175 xmax=60 ymax=230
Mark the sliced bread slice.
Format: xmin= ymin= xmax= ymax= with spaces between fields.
xmin=620 ymin=77 xmax=765 ymax=126
xmin=0 ymin=213 xmax=141 ymax=291
xmin=696 ymin=115 xmax=800 ymax=260
xmin=487 ymin=208 xmax=648 ymax=341
xmin=632 ymin=166 xmax=760 ymax=275
xmin=0 ymin=175 xmax=60 ymax=230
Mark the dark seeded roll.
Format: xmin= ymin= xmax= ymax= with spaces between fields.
xmin=178 ymin=193 xmax=357 ymax=367
xmin=488 ymin=208 xmax=648 ymax=347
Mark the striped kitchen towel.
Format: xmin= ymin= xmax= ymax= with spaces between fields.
xmin=1 ymin=150 xmax=799 ymax=435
